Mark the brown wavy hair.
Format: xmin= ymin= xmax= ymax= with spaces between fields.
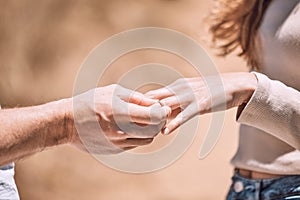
xmin=209 ymin=0 xmax=273 ymax=71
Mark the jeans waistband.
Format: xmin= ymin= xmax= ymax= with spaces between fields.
xmin=227 ymin=171 xmax=300 ymax=200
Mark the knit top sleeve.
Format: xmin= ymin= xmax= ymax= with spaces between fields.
xmin=237 ymin=72 xmax=300 ymax=149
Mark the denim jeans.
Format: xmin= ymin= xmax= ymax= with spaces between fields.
xmin=0 ymin=163 xmax=20 ymax=200
xmin=227 ymin=170 xmax=300 ymax=200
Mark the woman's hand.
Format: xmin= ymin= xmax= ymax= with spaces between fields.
xmin=146 ymin=72 xmax=257 ymax=135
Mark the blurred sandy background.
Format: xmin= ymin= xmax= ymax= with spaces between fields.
xmin=0 ymin=0 xmax=248 ymax=199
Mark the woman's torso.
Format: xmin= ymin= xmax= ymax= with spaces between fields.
xmin=232 ymin=0 xmax=300 ymax=174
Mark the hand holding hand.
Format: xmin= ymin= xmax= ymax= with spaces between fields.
xmin=69 ymin=84 xmax=171 ymax=154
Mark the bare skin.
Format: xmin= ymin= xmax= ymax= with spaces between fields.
xmin=147 ymin=72 xmax=257 ymax=134
xmin=0 ymin=84 xmax=170 ymax=167
xmin=0 ymin=0 xmax=205 ymax=170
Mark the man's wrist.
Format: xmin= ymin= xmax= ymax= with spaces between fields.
xmin=41 ymin=98 xmax=75 ymax=148
xmin=61 ymin=98 xmax=75 ymax=145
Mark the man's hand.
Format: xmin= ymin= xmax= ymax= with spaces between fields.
xmin=69 ymin=84 xmax=171 ymax=154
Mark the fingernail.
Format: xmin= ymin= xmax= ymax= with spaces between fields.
xmin=163 ymin=128 xmax=170 ymax=135
xmin=117 ymin=130 xmax=125 ymax=135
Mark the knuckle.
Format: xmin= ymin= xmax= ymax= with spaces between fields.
xmin=110 ymin=84 xmax=122 ymax=92
xmin=146 ymin=90 xmax=153 ymax=96
xmin=110 ymin=83 xmax=118 ymax=88
xmin=151 ymin=112 xmax=165 ymax=123
xmin=175 ymin=78 xmax=186 ymax=85
xmin=106 ymin=84 xmax=116 ymax=90
xmin=160 ymin=99 xmax=168 ymax=106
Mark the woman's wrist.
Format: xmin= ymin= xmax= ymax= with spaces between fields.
xmin=242 ymin=72 xmax=258 ymax=103
xmin=235 ymin=72 xmax=258 ymax=106
xmin=225 ymin=72 xmax=257 ymax=108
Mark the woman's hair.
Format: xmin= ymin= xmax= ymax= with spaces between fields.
xmin=209 ymin=0 xmax=272 ymax=71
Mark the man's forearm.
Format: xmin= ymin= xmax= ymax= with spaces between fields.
xmin=0 ymin=84 xmax=170 ymax=166
xmin=0 ymin=99 xmax=73 ymax=166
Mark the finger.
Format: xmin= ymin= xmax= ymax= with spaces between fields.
xmin=145 ymin=87 xmax=175 ymax=100
xmin=127 ymin=138 xmax=154 ymax=146
xmin=104 ymin=130 xmax=131 ymax=140
xmin=113 ymin=138 xmax=154 ymax=147
xmin=117 ymin=121 xmax=166 ymax=138
xmin=123 ymin=103 xmax=171 ymax=124
xmin=162 ymin=105 xmax=198 ymax=135
xmin=122 ymin=146 xmax=137 ymax=151
xmin=160 ymin=92 xmax=196 ymax=110
xmin=160 ymin=96 xmax=181 ymax=110
xmin=146 ymin=78 xmax=192 ymax=100
xmin=168 ymin=107 xmax=182 ymax=120
xmin=121 ymin=89 xmax=159 ymax=106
